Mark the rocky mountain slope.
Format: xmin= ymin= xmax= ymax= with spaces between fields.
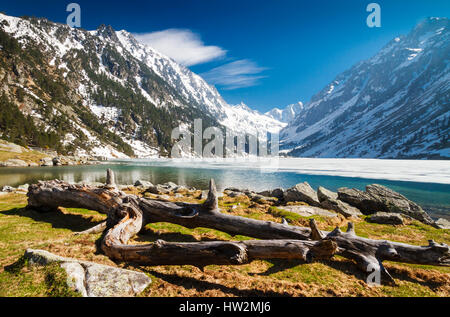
xmin=0 ymin=13 xmax=284 ymax=159
xmin=281 ymin=17 xmax=449 ymax=159
xmin=265 ymin=102 xmax=304 ymax=124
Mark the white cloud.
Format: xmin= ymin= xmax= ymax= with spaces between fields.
xmin=200 ymin=60 xmax=267 ymax=90
xmin=133 ymin=29 xmax=226 ymax=66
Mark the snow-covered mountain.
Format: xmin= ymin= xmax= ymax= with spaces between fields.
xmin=0 ymin=13 xmax=284 ymax=158
xmin=265 ymin=102 xmax=304 ymax=123
xmin=281 ymin=17 xmax=449 ymax=159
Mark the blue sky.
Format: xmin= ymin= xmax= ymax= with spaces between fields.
xmin=1 ymin=0 xmax=449 ymax=112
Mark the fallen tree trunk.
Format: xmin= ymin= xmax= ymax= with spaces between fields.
xmin=102 ymin=197 xmax=336 ymax=266
xmin=27 ymin=175 xmax=450 ymax=284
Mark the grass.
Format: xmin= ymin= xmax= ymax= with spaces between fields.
xmin=0 ymin=192 xmax=449 ymax=297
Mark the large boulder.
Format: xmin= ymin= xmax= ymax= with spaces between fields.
xmin=367 ymin=212 xmax=404 ymax=225
xmin=284 ymin=182 xmax=321 ymax=207
xmin=337 ymin=187 xmax=384 ymax=213
xmin=321 ymin=199 xmax=363 ymax=218
xmin=134 ymin=180 xmax=154 ymax=188
xmin=366 ymin=184 xmax=434 ymax=225
xmin=257 ymin=188 xmax=285 ymax=199
xmin=317 ymin=186 xmax=338 ymax=202
xmin=24 ymin=249 xmax=151 ymax=297
xmin=338 ymin=184 xmax=434 ymax=226
xmin=318 ymin=186 xmax=362 ymax=218
xmin=434 ymin=218 xmax=450 ymax=230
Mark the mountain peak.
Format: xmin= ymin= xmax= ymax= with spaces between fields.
xmin=96 ymin=24 xmax=119 ymax=41
xmin=266 ymin=102 xmax=304 ymax=124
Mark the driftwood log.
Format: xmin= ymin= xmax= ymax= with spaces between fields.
xmin=26 ymin=173 xmax=450 ymax=284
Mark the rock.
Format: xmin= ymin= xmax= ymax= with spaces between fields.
xmin=60 ymin=262 xmax=88 ymax=297
xmin=16 ymin=184 xmax=29 ymax=192
xmin=200 ymin=190 xmax=209 ymax=200
xmin=248 ymin=193 xmax=277 ymax=204
xmin=52 ymin=157 xmax=62 ymax=166
xmin=28 ymin=162 xmax=39 ymax=167
xmin=321 ymin=199 xmax=363 ymax=218
xmin=434 ymin=218 xmax=450 ymax=230
xmin=1 ymin=185 xmax=14 ymax=192
xmin=23 ymin=249 xmax=151 ymax=297
xmin=258 ymin=188 xmax=284 ymax=199
xmin=283 ymin=182 xmax=321 ymax=207
xmin=39 ymin=158 xmax=54 ymax=167
xmin=317 ymin=186 xmax=338 ymax=202
xmin=134 ymin=180 xmax=153 ymax=188
xmin=365 ymin=184 xmax=434 ymax=226
xmin=24 ymin=249 xmax=66 ymax=265
xmin=224 ymin=187 xmax=242 ymax=192
xmin=277 ymin=205 xmax=338 ymax=218
xmin=0 ymin=159 xmax=29 ymax=167
xmin=174 ymin=185 xmax=188 ymax=193
xmin=228 ymin=191 xmax=247 ymax=198
xmin=82 ymin=262 xmax=150 ymax=297
xmin=337 ymin=187 xmax=382 ymax=213
xmin=339 ymin=185 xmax=434 ymax=226
xmin=164 ymin=182 xmax=178 ymax=189
xmin=367 ymin=212 xmax=404 ymax=225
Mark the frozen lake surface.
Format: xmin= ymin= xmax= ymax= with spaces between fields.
xmin=0 ymin=158 xmax=448 ymax=219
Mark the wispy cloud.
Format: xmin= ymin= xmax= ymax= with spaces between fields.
xmin=133 ymin=29 xmax=226 ymax=66
xmin=200 ymin=60 xmax=267 ymax=90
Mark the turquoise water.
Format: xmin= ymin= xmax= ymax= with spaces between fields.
xmin=0 ymin=161 xmax=449 ymax=220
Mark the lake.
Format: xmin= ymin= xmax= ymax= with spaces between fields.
xmin=0 ymin=158 xmax=449 ymax=220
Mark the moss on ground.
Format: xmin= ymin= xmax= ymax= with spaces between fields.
xmin=0 ymin=192 xmax=448 ymax=297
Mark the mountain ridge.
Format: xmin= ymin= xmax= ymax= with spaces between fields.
xmin=0 ymin=13 xmax=284 ymax=159
xmin=280 ymin=17 xmax=449 ymax=159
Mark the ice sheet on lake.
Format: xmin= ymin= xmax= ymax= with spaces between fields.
xmin=115 ymin=158 xmax=450 ymax=185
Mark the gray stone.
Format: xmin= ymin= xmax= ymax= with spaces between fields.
xmin=258 ymin=188 xmax=284 ymax=199
xmin=60 ymin=262 xmax=88 ymax=297
xmin=228 ymin=191 xmax=247 ymax=198
xmin=52 ymin=157 xmax=62 ymax=166
xmin=134 ymin=180 xmax=153 ymax=188
xmin=339 ymin=185 xmax=434 ymax=226
xmin=1 ymin=185 xmax=14 ymax=192
xmin=224 ymin=187 xmax=242 ymax=192
xmin=164 ymin=182 xmax=178 ymax=189
xmin=283 ymin=182 xmax=321 ymax=207
xmin=248 ymin=193 xmax=277 ymax=204
xmin=321 ymin=198 xmax=363 ymax=218
xmin=365 ymin=184 xmax=434 ymax=226
xmin=83 ymin=263 xmax=150 ymax=297
xmin=434 ymin=218 xmax=450 ymax=230
xmin=317 ymin=186 xmax=338 ymax=202
xmin=277 ymin=205 xmax=338 ymax=218
xmin=39 ymin=158 xmax=54 ymax=167
xmin=23 ymin=249 xmax=151 ymax=297
xmin=337 ymin=187 xmax=381 ymax=213
xmin=367 ymin=212 xmax=404 ymax=225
